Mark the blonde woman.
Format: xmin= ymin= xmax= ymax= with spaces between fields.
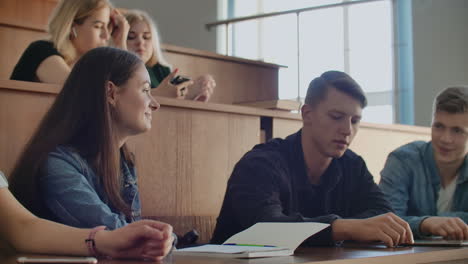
xmin=10 ymin=0 xmax=129 ymax=84
xmin=125 ymin=9 xmax=215 ymax=102
xmin=0 ymin=171 xmax=174 ymax=260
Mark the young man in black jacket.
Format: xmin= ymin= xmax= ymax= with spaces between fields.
xmin=211 ymin=71 xmax=413 ymax=247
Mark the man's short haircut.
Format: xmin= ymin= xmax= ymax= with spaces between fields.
xmin=305 ymin=71 xmax=367 ymax=108
xmin=434 ymin=86 xmax=468 ymax=114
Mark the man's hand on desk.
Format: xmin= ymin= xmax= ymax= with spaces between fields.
xmin=331 ymin=212 xmax=414 ymax=247
xmin=420 ymin=217 xmax=468 ymax=240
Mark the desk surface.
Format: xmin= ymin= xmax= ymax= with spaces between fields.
xmin=3 ymin=244 xmax=468 ymax=264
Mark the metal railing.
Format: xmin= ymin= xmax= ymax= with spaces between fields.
xmin=205 ymin=0 xmax=388 ymax=102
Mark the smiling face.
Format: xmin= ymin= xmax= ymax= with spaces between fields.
xmin=127 ymin=20 xmax=153 ymax=64
xmin=71 ymin=6 xmax=111 ymax=56
xmin=111 ymin=63 xmax=159 ymax=138
xmin=302 ymin=86 xmax=362 ymax=159
xmin=431 ymin=110 xmax=468 ymax=167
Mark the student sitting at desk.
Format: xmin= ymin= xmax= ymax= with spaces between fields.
xmin=211 ymin=71 xmax=413 ymax=247
xmin=9 ymin=47 xmax=159 ymax=230
xmin=0 ymin=171 xmax=173 ymax=260
xmin=10 ymin=0 xmax=129 ymax=84
xmin=124 ymin=9 xmax=215 ymax=102
xmin=380 ymin=87 xmax=468 ymax=240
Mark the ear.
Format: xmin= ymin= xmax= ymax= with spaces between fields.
xmin=301 ymin=104 xmax=314 ymax=125
xmin=69 ymin=24 xmax=78 ymax=39
xmin=107 ymin=81 xmax=118 ymax=106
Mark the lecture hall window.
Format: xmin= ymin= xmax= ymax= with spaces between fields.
xmin=226 ymin=0 xmax=394 ymax=124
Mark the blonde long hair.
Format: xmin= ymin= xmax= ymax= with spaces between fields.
xmin=48 ymin=0 xmax=112 ymax=64
xmin=124 ymin=9 xmax=171 ymax=68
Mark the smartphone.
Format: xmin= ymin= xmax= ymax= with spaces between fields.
xmin=17 ymin=256 xmax=97 ymax=264
xmin=170 ymin=75 xmax=191 ymax=85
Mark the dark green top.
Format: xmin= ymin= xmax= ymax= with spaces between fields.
xmin=147 ymin=63 xmax=171 ymax=88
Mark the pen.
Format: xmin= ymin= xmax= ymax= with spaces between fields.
xmin=223 ymin=243 xmax=276 ymax=247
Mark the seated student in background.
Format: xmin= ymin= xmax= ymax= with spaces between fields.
xmin=380 ymin=86 xmax=468 ymax=240
xmin=10 ymin=47 xmax=159 ymax=230
xmin=124 ymin=9 xmax=215 ymax=102
xmin=10 ymin=0 xmax=129 ymax=84
xmin=211 ymin=71 xmax=413 ymax=247
xmin=0 ymin=171 xmax=173 ymax=260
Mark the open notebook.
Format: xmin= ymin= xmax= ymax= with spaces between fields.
xmin=173 ymin=222 xmax=329 ymax=258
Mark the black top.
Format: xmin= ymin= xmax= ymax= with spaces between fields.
xmin=210 ymin=130 xmax=393 ymax=246
xmin=147 ymin=63 xmax=171 ymax=88
xmin=10 ymin=40 xmax=62 ymax=82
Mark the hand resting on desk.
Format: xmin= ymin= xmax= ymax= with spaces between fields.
xmin=332 ymin=212 xmax=414 ymax=247
xmin=420 ymin=217 xmax=468 ymax=240
xmin=96 ymin=220 xmax=174 ymax=261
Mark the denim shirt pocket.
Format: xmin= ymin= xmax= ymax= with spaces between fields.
xmin=121 ymin=162 xmax=142 ymax=221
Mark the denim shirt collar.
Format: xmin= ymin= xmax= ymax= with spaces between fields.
xmin=425 ymin=142 xmax=441 ymax=189
xmin=426 ymin=141 xmax=468 ymax=186
xmin=120 ymin=155 xmax=142 ymax=221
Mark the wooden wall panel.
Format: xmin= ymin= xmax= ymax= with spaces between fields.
xmin=127 ymin=108 xmax=260 ymax=217
xmin=0 ymin=0 xmax=57 ymax=31
xmin=270 ymin=117 xmax=431 ymax=184
xmin=351 ymin=124 xmax=430 ymax=183
xmin=227 ymin=114 xmax=261 ymax=169
xmin=0 ymin=89 xmax=54 ymax=177
xmin=125 ymin=107 xmax=188 ymax=216
xmin=126 ymin=107 xmax=259 ymax=242
xmin=190 ymin=111 xmax=230 ymax=215
xmin=163 ymin=50 xmax=279 ymax=104
xmin=272 ymin=118 xmax=303 ymax=139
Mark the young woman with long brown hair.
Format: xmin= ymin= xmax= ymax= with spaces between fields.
xmin=10 ymin=47 xmax=160 ymax=231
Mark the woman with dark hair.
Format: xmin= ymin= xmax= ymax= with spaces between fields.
xmin=10 ymin=47 xmax=160 ymax=232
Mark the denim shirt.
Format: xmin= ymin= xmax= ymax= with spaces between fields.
xmin=40 ymin=146 xmax=141 ymax=230
xmin=0 ymin=171 xmax=7 ymax=188
xmin=379 ymin=141 xmax=468 ymax=237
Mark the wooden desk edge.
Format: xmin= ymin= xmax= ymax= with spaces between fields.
xmin=301 ymin=247 xmax=468 ymax=264
xmin=0 ymin=79 xmax=299 ymax=119
xmin=162 ymin=43 xmax=286 ymax=69
xmin=7 ymin=247 xmax=468 ymax=264
xmin=0 ymin=79 xmax=431 ymax=134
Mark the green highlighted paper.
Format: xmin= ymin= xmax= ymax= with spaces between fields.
xmin=174 ymin=222 xmax=329 ymax=258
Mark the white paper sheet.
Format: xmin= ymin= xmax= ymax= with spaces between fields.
xmin=223 ymin=222 xmax=329 ymax=249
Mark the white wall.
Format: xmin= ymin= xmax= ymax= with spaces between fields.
xmin=111 ymin=0 xmax=219 ymax=52
xmin=412 ymin=0 xmax=468 ymax=126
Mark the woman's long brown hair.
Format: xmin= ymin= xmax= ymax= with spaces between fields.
xmin=9 ymin=47 xmax=142 ymax=218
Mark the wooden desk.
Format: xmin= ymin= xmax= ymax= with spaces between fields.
xmin=3 ymin=244 xmax=468 ymax=264
xmin=0 ymin=80 xmax=432 ymax=243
